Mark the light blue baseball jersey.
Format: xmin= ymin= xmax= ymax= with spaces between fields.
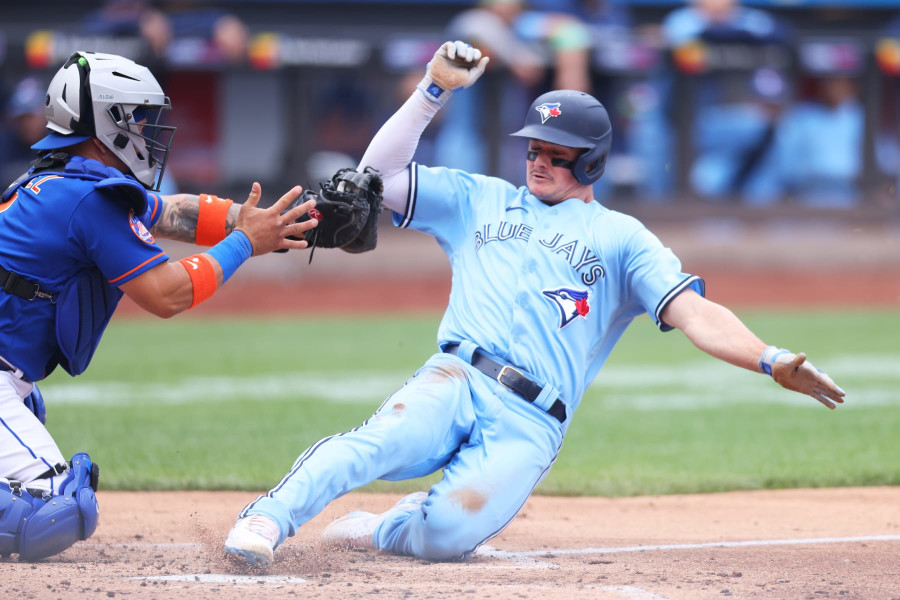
xmin=395 ymin=163 xmax=704 ymax=415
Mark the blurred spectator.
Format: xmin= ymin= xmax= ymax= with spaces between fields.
xmin=449 ymin=0 xmax=593 ymax=93
xmin=435 ymin=0 xmax=594 ymax=182
xmin=166 ymin=5 xmax=249 ymax=66
xmin=875 ymin=15 xmax=900 ymax=197
xmin=81 ymin=1 xmax=249 ymax=66
xmin=690 ymin=67 xmax=788 ymax=204
xmin=0 ymin=76 xmax=46 ymax=185
xmin=656 ymin=0 xmax=792 ymax=203
xmin=662 ymin=0 xmax=789 ymax=47
xmin=773 ymin=75 xmax=864 ymax=208
xmin=81 ymin=0 xmax=172 ymax=62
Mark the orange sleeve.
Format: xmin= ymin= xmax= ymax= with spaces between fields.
xmin=178 ymin=254 xmax=218 ymax=307
xmin=196 ymin=194 xmax=233 ymax=246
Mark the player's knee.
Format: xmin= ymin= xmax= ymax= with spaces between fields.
xmin=0 ymin=452 xmax=100 ymax=561
xmin=414 ymin=496 xmax=492 ymax=560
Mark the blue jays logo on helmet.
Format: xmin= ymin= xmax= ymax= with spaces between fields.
xmin=543 ymin=286 xmax=590 ymax=329
xmin=535 ymin=102 xmax=562 ymax=124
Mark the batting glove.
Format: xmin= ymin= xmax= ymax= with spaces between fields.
xmin=417 ymin=40 xmax=490 ymax=106
xmin=758 ymin=346 xmax=846 ymax=409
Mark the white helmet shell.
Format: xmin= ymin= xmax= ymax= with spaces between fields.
xmin=34 ymin=52 xmax=175 ymax=191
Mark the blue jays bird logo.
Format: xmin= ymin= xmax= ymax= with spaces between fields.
xmin=535 ymin=102 xmax=562 ymax=124
xmin=543 ymin=287 xmax=590 ymax=329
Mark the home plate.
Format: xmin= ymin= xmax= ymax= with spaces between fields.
xmin=129 ymin=574 xmax=308 ymax=585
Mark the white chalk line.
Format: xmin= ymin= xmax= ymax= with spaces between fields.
xmin=40 ymin=354 xmax=900 ymax=409
xmin=590 ymin=586 xmax=672 ymax=600
xmin=100 ymin=542 xmax=203 ymax=549
xmin=466 ymin=545 xmax=558 ymax=569
xmin=503 ymin=534 xmax=900 ymax=557
xmin=131 ymin=574 xmax=307 ymax=585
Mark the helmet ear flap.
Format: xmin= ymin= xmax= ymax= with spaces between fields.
xmin=572 ymin=145 xmax=609 ymax=185
xmin=41 ymin=53 xmax=94 ymax=138
xmin=67 ymin=53 xmax=95 ymax=138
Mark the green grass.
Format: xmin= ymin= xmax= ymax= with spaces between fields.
xmin=40 ymin=309 xmax=900 ymax=495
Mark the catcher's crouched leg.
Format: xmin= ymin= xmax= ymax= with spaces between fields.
xmin=0 ymin=452 xmax=99 ymax=561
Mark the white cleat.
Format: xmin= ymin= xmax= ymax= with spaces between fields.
xmin=224 ymin=514 xmax=280 ymax=566
xmin=322 ymin=491 xmax=427 ymax=549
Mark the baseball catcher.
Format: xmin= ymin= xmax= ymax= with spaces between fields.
xmin=289 ymin=167 xmax=384 ymax=261
xmin=0 ymin=51 xmax=316 ymax=561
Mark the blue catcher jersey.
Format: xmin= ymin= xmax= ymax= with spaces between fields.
xmin=394 ymin=164 xmax=705 ymax=415
xmin=0 ymin=157 xmax=168 ymax=381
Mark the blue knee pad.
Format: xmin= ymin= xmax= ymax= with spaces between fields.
xmin=0 ymin=452 xmax=99 ymax=561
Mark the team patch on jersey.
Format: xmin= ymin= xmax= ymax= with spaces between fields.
xmin=128 ymin=209 xmax=155 ymax=244
xmin=535 ymin=102 xmax=562 ymax=124
xmin=543 ymin=286 xmax=590 ymax=329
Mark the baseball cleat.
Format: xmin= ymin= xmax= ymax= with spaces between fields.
xmin=322 ymin=491 xmax=427 ymax=549
xmin=224 ymin=514 xmax=280 ymax=566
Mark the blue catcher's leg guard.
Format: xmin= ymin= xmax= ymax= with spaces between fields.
xmin=0 ymin=452 xmax=99 ymax=561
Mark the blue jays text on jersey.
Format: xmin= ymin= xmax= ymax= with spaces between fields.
xmin=474 ymin=222 xmax=605 ymax=285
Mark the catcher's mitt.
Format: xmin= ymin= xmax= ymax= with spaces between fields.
xmin=293 ymin=167 xmax=383 ymax=262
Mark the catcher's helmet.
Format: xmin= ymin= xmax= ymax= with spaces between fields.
xmin=510 ymin=90 xmax=612 ymax=185
xmin=32 ymin=51 xmax=175 ymax=191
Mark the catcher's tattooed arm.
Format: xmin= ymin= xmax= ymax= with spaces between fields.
xmin=152 ymin=193 xmax=238 ymax=243
xmin=121 ymin=184 xmax=317 ymax=317
xmin=152 ymin=183 xmax=317 ymax=250
xmin=662 ymin=289 xmax=846 ymax=409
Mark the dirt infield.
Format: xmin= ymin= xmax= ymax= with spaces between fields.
xmin=3 ymin=488 xmax=899 ymax=599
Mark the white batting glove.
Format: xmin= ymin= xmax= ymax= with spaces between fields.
xmin=417 ymin=40 xmax=490 ymax=106
xmin=758 ymin=346 xmax=846 ymax=409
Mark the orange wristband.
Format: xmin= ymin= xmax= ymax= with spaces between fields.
xmin=179 ymin=254 xmax=218 ymax=307
xmin=196 ymin=194 xmax=233 ymax=246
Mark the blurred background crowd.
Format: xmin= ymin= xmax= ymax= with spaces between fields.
xmin=2 ymin=0 xmax=900 ymax=213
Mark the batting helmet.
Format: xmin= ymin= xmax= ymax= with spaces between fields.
xmin=510 ymin=90 xmax=612 ymax=185
xmin=32 ymin=51 xmax=175 ymax=191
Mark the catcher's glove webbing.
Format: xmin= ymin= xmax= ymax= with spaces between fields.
xmin=292 ymin=167 xmax=383 ymax=263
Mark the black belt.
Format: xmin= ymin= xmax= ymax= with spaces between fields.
xmin=444 ymin=343 xmax=566 ymax=424
xmin=0 ymin=265 xmax=54 ymax=302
